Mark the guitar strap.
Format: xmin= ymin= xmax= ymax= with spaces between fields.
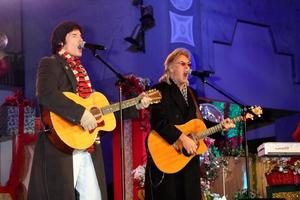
xmin=188 ymin=87 xmax=202 ymax=120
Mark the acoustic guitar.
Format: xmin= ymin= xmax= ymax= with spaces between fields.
xmin=147 ymin=106 xmax=262 ymax=174
xmin=49 ymin=90 xmax=161 ymax=151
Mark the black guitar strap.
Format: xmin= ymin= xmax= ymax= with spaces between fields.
xmin=187 ymin=87 xmax=203 ymax=120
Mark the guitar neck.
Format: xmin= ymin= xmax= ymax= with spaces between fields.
xmin=196 ymin=116 xmax=244 ymax=140
xmin=100 ymin=96 xmax=140 ymax=115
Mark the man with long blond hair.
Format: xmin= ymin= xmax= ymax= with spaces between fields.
xmin=145 ymin=48 xmax=234 ymax=200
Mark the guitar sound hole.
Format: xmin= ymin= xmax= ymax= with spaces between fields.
xmin=90 ymin=107 xmax=102 ymax=120
xmin=182 ymin=148 xmax=191 ymax=157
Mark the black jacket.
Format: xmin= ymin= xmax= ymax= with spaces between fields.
xmin=145 ymin=80 xmax=201 ymax=200
xmin=28 ymin=55 xmax=108 ymax=200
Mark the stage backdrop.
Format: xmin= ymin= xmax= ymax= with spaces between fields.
xmin=21 ymin=0 xmax=300 ymax=138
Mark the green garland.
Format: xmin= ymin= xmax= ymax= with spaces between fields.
xmin=211 ymin=101 xmax=244 ymax=157
xmin=201 ymin=102 xmax=261 ymax=199
xmin=233 ymin=189 xmax=260 ymax=199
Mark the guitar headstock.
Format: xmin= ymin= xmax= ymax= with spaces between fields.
xmin=245 ymin=105 xmax=263 ymax=120
xmin=145 ymin=89 xmax=162 ymax=104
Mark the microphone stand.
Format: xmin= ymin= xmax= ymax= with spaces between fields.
xmin=88 ymin=48 xmax=128 ymax=200
xmin=195 ymin=75 xmax=251 ymax=198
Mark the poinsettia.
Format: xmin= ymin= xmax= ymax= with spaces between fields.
xmin=115 ymin=74 xmax=151 ymax=98
xmin=132 ymin=164 xmax=146 ymax=188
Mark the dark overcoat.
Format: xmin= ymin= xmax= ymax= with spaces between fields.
xmin=28 ymin=55 xmax=107 ymax=200
xmin=145 ymin=80 xmax=201 ymax=200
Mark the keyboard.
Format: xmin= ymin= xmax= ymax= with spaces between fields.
xmin=257 ymin=142 xmax=300 ymax=156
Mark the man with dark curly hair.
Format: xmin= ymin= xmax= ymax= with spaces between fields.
xmin=28 ymin=21 xmax=151 ymax=200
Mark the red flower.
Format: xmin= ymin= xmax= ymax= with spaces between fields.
xmin=116 ymin=74 xmax=150 ymax=98
xmin=3 ymin=90 xmax=33 ymax=107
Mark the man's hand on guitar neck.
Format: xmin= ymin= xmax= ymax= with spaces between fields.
xmin=136 ymin=92 xmax=152 ymax=110
xmin=80 ymin=109 xmax=97 ymax=131
xmin=178 ymin=134 xmax=197 ymax=155
xmin=221 ymin=118 xmax=235 ymax=131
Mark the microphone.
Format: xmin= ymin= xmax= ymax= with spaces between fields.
xmin=189 ymin=70 xmax=215 ymax=78
xmin=78 ymin=41 xmax=106 ymax=51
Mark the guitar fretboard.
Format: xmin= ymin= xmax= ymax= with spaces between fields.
xmin=195 ymin=116 xmax=244 ymax=140
xmin=100 ymin=96 xmax=140 ymax=115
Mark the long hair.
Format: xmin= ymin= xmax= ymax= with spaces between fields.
xmin=159 ymin=48 xmax=191 ymax=84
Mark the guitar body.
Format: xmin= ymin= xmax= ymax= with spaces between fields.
xmin=147 ymin=106 xmax=263 ymax=174
xmin=147 ymin=118 xmax=208 ymax=174
xmin=50 ymin=92 xmax=116 ymax=150
xmin=47 ymin=89 xmax=161 ymax=152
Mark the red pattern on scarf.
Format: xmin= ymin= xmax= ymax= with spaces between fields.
xmin=61 ymin=51 xmax=93 ymax=99
xmin=60 ymin=51 xmax=95 ymax=152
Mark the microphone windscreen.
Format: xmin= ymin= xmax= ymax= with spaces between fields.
xmin=78 ymin=41 xmax=86 ymax=49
